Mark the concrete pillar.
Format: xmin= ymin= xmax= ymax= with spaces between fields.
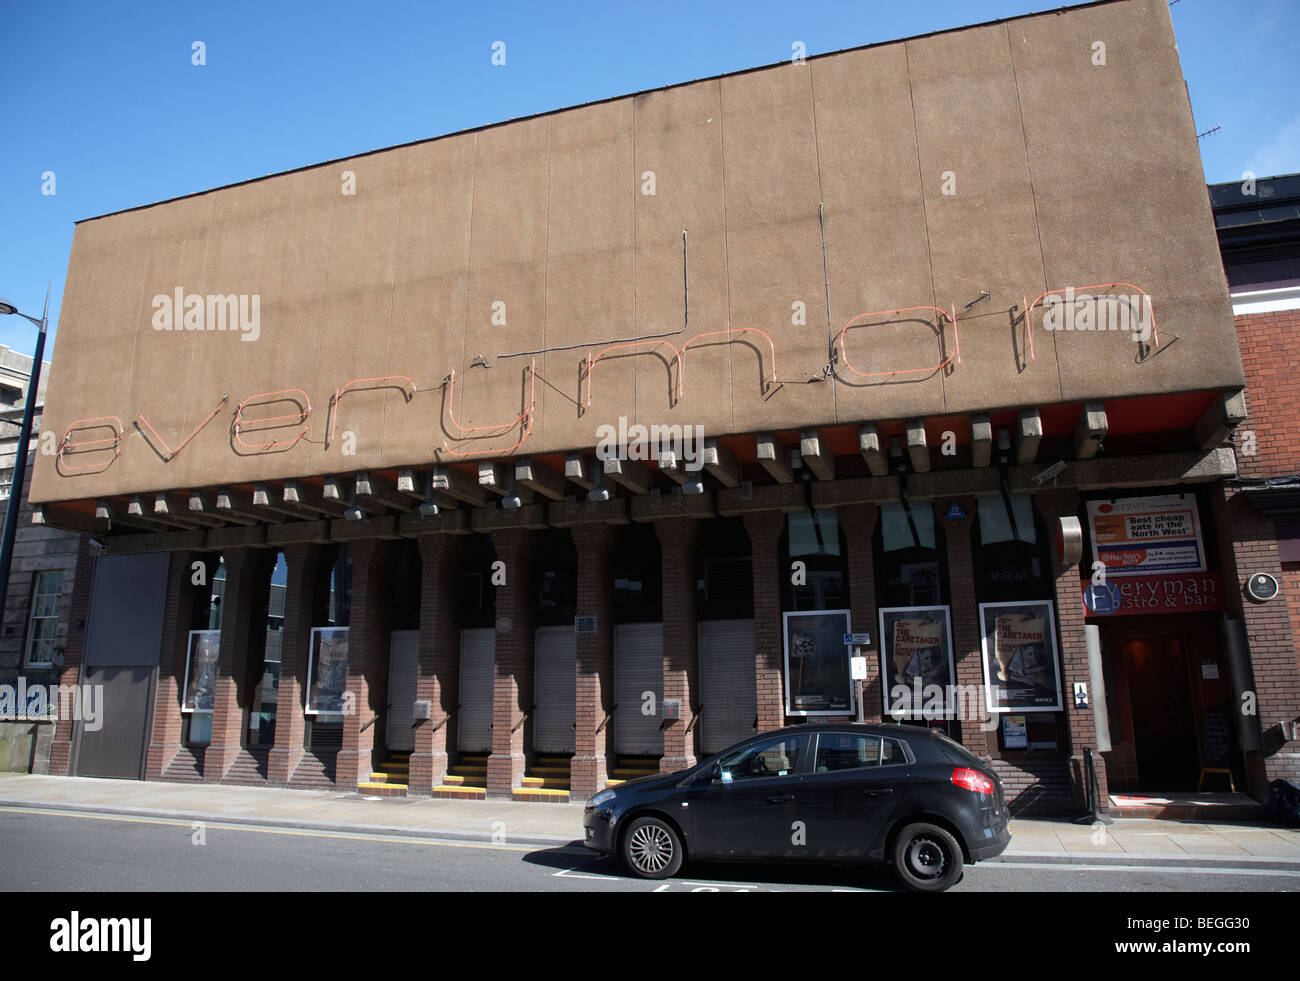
xmin=409 ymin=534 xmax=460 ymax=796
xmin=839 ymin=504 xmax=881 ymax=722
xmin=657 ymin=518 xmax=700 ymax=773
xmin=337 ymin=539 xmax=393 ymax=789
xmin=205 ymin=547 xmax=275 ymax=782
xmin=571 ymin=523 xmax=615 ymax=798
xmin=268 ymin=543 xmax=331 ymax=785
xmin=743 ymin=510 xmax=786 ymax=733
xmin=49 ymin=537 xmax=95 ymax=777
xmin=941 ymin=496 xmax=991 ymax=757
xmin=486 ymin=528 xmax=537 ymax=797
xmin=145 ymin=550 xmax=213 ymax=780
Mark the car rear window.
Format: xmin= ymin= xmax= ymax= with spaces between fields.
xmin=930 ymin=730 xmax=985 ymax=768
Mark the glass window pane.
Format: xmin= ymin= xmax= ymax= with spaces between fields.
xmin=815 ymin=733 xmax=881 ymax=772
xmin=788 ymin=509 xmax=840 ymax=557
xmin=719 ymin=735 xmax=803 ymax=782
xmin=882 ymin=738 xmax=907 ymax=765
xmin=881 ymin=503 xmax=934 ymax=551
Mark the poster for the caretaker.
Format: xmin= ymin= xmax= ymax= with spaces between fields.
xmin=878 ymin=606 xmax=955 ymax=718
xmin=980 ymin=601 xmax=1063 ymax=712
xmin=307 ymin=627 xmax=350 ymax=715
xmin=782 ymin=610 xmax=853 ymax=715
xmin=1086 ymin=494 xmax=1206 ymax=576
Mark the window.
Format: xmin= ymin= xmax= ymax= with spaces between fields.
xmin=0 ymin=469 xmax=12 ymax=502
xmin=24 ymin=571 xmax=62 ymax=666
xmin=881 ymin=738 xmax=907 ymax=766
xmin=815 ymin=733 xmax=882 ymax=772
xmin=718 ymin=735 xmax=805 ymax=782
xmin=874 ymin=502 xmax=947 ymax=608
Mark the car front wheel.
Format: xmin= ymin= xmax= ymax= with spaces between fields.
xmin=621 ymin=816 xmax=684 ymax=879
xmin=892 ymin=822 xmax=964 ymax=893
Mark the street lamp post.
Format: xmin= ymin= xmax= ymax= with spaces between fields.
xmin=0 ymin=289 xmax=50 ymax=613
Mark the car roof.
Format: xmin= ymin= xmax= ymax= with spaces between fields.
xmin=766 ymin=721 xmax=930 ymax=738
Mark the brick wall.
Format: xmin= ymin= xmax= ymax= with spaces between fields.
xmin=1233 ymin=308 xmax=1300 ymax=479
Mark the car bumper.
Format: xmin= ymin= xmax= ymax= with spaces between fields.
xmin=583 ymin=808 xmax=617 ymax=854
xmin=968 ymin=823 xmax=1011 ymax=862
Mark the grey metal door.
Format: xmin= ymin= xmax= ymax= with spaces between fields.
xmin=74 ymin=553 xmax=170 ymax=779
xmin=533 ymin=626 xmax=576 ymax=753
xmin=613 ymin=623 xmax=663 ymax=756
xmin=385 ymin=630 xmax=419 ymax=752
xmin=698 ymin=618 xmax=757 ymax=754
xmin=457 ymin=628 xmax=495 ymax=753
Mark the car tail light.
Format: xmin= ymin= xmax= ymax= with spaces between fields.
xmin=951 ymin=767 xmax=995 ymax=795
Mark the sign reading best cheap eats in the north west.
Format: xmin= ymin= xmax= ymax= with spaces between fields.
xmin=1086 ymin=494 xmax=1206 ymax=577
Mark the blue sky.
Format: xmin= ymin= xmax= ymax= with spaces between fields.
xmin=1 ymin=0 xmax=1296 ymax=356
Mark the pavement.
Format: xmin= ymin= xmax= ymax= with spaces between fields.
xmin=1 ymin=772 xmax=1298 ymax=869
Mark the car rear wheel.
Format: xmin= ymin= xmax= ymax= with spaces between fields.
xmin=621 ymin=816 xmax=683 ymax=879
xmin=892 ymin=822 xmax=963 ymax=893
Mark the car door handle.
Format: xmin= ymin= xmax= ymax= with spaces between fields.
xmin=766 ymin=793 xmax=796 ymax=804
xmin=863 ymin=788 xmax=894 ymax=798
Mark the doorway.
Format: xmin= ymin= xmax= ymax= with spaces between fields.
xmin=1102 ymin=614 xmax=1230 ymax=792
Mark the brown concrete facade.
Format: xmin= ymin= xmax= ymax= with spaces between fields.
xmin=32 ymin=0 xmax=1242 ymax=512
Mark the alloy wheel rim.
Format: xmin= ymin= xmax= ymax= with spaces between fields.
xmin=906 ymin=836 xmax=948 ymax=880
xmin=629 ymin=825 xmax=673 ymax=873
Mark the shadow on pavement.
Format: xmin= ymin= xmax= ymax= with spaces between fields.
xmin=519 ymin=845 xmax=905 ymax=891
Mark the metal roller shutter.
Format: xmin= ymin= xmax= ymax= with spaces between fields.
xmin=614 ymin=623 xmax=664 ymax=756
xmin=698 ymin=618 xmax=757 ymax=754
xmin=533 ymin=626 xmax=577 ymax=753
xmin=385 ymin=630 xmax=420 ymax=753
xmin=458 ymin=628 xmax=496 ymax=753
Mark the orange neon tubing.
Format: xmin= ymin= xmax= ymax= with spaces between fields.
xmin=233 ymin=389 xmax=311 ymax=452
xmin=836 ymin=305 xmax=960 ymax=380
xmin=675 ymin=328 xmax=779 ymax=399
xmin=583 ymin=339 xmax=680 ymax=409
xmin=328 ymin=375 xmax=417 ymax=445
xmin=58 ymin=416 xmax=124 ymax=474
xmin=439 ymin=359 xmax=536 ymax=457
xmin=137 ymin=394 xmax=229 ymax=461
xmin=1024 ymin=283 xmax=1159 ymax=350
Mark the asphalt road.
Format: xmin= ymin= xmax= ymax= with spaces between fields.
xmin=2 ymin=806 xmax=1297 ymax=893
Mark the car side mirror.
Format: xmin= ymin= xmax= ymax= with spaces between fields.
xmin=706 ymin=762 xmax=723 ymax=786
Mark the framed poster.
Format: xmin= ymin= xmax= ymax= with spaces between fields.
xmin=1086 ymin=494 xmax=1205 ymax=576
xmin=979 ymin=600 xmax=1062 ymax=713
xmin=306 ymin=626 xmax=350 ymax=715
xmin=878 ymin=606 xmax=955 ymax=719
xmin=783 ymin=609 xmax=853 ymax=715
xmin=181 ymin=629 xmax=220 ymax=714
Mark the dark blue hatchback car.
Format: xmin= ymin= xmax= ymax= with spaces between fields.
xmin=584 ymin=722 xmax=1010 ymax=891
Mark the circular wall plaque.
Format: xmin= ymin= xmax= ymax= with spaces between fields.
xmin=1246 ymin=573 xmax=1279 ymax=602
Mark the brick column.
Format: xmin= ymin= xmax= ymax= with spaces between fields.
xmin=571 ymin=523 xmax=615 ymax=798
xmin=486 ymin=528 xmax=537 ymax=797
xmin=657 ymin=518 xmax=700 ymax=772
xmin=409 ymin=534 xmax=461 ymax=796
xmin=839 ymin=504 xmax=881 ymax=722
xmin=941 ymin=496 xmax=992 ymax=756
xmin=145 ymin=551 xmax=213 ymax=780
xmin=269 ymin=543 xmax=331 ymax=785
xmin=205 ymin=547 xmax=275 ymax=782
xmin=1039 ymin=490 xmax=1108 ymax=812
xmin=1211 ymin=485 xmax=1300 ymax=792
xmin=337 ymin=539 xmax=393 ymax=789
xmin=50 ymin=536 xmax=95 ymax=777
xmin=744 ymin=510 xmax=786 ymax=732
